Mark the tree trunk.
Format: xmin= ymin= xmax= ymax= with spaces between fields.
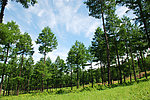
xmin=103 ymin=65 xmax=106 ymax=85
xmin=100 ymin=63 xmax=104 ymax=85
xmin=11 ymin=83 xmax=14 ymax=95
xmin=111 ymin=69 xmax=113 ymax=85
xmin=115 ymin=58 xmax=119 ymax=83
xmin=137 ymin=57 xmax=141 ymax=79
xmin=3 ymin=76 xmax=7 ymax=96
xmin=114 ymin=38 xmax=122 ymax=84
xmin=121 ymin=58 xmax=126 ymax=83
xmin=82 ymin=71 xmax=84 ymax=89
xmin=42 ymin=53 xmax=46 ymax=92
xmin=71 ymin=66 xmax=73 ymax=90
xmin=123 ymin=74 xmax=126 ymax=83
xmin=30 ymin=76 xmax=32 ymax=92
xmin=130 ymin=48 xmax=137 ymax=81
xmin=77 ymin=65 xmax=79 ymax=89
xmin=101 ymin=5 xmax=111 ymax=85
xmin=41 ymin=76 xmax=44 ymax=92
xmin=17 ymin=53 xmax=24 ymax=96
xmin=23 ymin=78 xmax=26 ymax=93
xmin=3 ymin=81 xmax=5 ymax=96
xmin=137 ymin=0 xmax=150 ymax=46
xmin=27 ymin=74 xmax=30 ymax=93
xmin=44 ymin=53 xmax=46 ymax=64
xmin=125 ymin=42 xmax=132 ymax=82
xmin=7 ymin=76 xmax=10 ymax=96
xmin=91 ymin=62 xmax=93 ymax=88
xmin=0 ymin=0 xmax=8 ymax=23
xmin=0 ymin=74 xmax=4 ymax=96
xmin=47 ymin=80 xmax=48 ymax=92
xmin=140 ymin=51 xmax=147 ymax=79
xmin=0 ymin=45 xmax=9 ymax=96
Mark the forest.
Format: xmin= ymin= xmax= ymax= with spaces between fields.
xmin=0 ymin=0 xmax=150 ymax=99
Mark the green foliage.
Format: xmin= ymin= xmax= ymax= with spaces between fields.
xmin=71 ymin=40 xmax=87 ymax=66
xmin=36 ymin=26 xmax=58 ymax=56
xmin=84 ymin=0 xmax=115 ymax=19
xmin=13 ymin=0 xmax=37 ymax=8
xmin=16 ymin=32 xmax=34 ymax=55
xmin=116 ymin=0 xmax=150 ymax=44
xmin=91 ymin=27 xmax=106 ymax=64
xmin=0 ymin=21 xmax=20 ymax=44
xmin=0 ymin=0 xmax=150 ymax=97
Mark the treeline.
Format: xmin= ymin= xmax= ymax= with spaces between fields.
xmin=0 ymin=0 xmax=150 ymax=96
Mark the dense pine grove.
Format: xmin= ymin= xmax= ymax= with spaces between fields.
xmin=0 ymin=0 xmax=150 ymax=96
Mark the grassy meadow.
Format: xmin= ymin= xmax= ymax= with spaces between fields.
xmin=1 ymin=78 xmax=150 ymax=100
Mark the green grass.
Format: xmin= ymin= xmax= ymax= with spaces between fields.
xmin=1 ymin=79 xmax=150 ymax=100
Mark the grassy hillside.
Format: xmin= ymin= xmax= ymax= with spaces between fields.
xmin=1 ymin=79 xmax=150 ymax=100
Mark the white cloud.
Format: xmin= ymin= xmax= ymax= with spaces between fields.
xmin=116 ymin=5 xmax=136 ymax=20
xmin=85 ymin=21 xmax=100 ymax=39
xmin=37 ymin=10 xmax=45 ymax=17
xmin=32 ymin=41 xmax=42 ymax=62
xmin=11 ymin=0 xmax=100 ymax=39
xmin=6 ymin=1 xmax=14 ymax=10
xmin=116 ymin=6 xmax=128 ymax=18
xmin=47 ymin=45 xmax=69 ymax=62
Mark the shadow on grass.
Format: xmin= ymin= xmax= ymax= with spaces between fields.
xmin=24 ymin=78 xmax=150 ymax=96
xmin=1 ymin=77 xmax=149 ymax=97
xmin=55 ymin=89 xmax=72 ymax=94
xmin=80 ymin=86 xmax=96 ymax=92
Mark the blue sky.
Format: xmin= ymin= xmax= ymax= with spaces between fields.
xmin=4 ymin=0 xmax=135 ymax=67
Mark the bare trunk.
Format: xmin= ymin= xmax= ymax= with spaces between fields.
xmin=71 ymin=66 xmax=73 ymax=90
xmin=100 ymin=63 xmax=104 ymax=85
xmin=3 ymin=76 xmax=8 ymax=96
xmin=130 ymin=48 xmax=137 ymax=81
xmin=3 ymin=80 xmax=5 ymax=96
xmin=0 ymin=0 xmax=7 ymax=23
xmin=17 ymin=53 xmax=24 ymax=96
xmin=7 ymin=76 xmax=10 ymax=96
xmin=124 ymin=74 xmax=126 ymax=83
xmin=114 ymin=38 xmax=122 ymax=84
xmin=125 ymin=42 xmax=132 ymax=82
xmin=77 ymin=65 xmax=79 ymax=89
xmin=82 ymin=71 xmax=84 ymax=89
xmin=101 ymin=6 xmax=111 ymax=85
xmin=0 ymin=74 xmax=4 ymax=96
xmin=140 ymin=51 xmax=147 ymax=79
xmin=30 ymin=76 xmax=32 ymax=92
xmin=47 ymin=80 xmax=48 ymax=92
xmin=41 ymin=53 xmax=46 ymax=92
xmin=137 ymin=0 xmax=150 ymax=46
xmin=137 ymin=57 xmax=141 ymax=79
xmin=115 ymin=58 xmax=119 ymax=83
xmin=44 ymin=53 xmax=46 ymax=65
xmin=0 ymin=45 xmax=9 ymax=96
xmin=103 ymin=65 xmax=106 ymax=84
xmin=3 ymin=76 xmax=7 ymax=96
xmin=41 ymin=77 xmax=44 ymax=92
xmin=27 ymin=79 xmax=30 ymax=93
xmin=91 ymin=62 xmax=93 ymax=88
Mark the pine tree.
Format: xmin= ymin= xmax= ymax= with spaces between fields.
xmin=36 ymin=26 xmax=58 ymax=64
xmin=0 ymin=21 xmax=20 ymax=96
xmin=16 ymin=32 xmax=34 ymax=95
xmin=84 ymin=0 xmax=117 ymax=85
